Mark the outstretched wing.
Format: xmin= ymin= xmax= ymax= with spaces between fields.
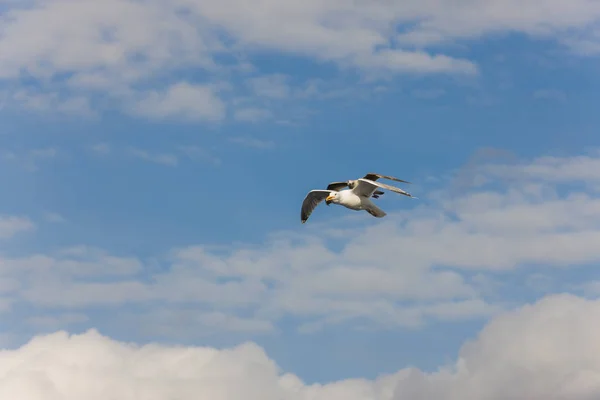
xmin=353 ymin=178 xmax=416 ymax=198
xmin=363 ymin=172 xmax=411 ymax=185
xmin=328 ymin=180 xmax=384 ymax=199
xmin=301 ymin=190 xmax=334 ymax=223
xmin=326 ymin=181 xmax=349 ymax=191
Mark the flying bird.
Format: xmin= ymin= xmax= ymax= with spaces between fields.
xmin=300 ymin=172 xmax=416 ymax=223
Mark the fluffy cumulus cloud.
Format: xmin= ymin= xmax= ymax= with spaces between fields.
xmin=1 ymin=0 xmax=600 ymax=118
xmin=1 ymin=151 xmax=600 ymax=335
xmin=1 ymin=293 xmax=600 ymax=399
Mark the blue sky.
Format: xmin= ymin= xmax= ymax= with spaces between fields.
xmin=2 ymin=0 xmax=600 ymax=396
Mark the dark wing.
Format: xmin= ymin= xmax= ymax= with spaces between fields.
xmin=328 ymin=180 xmax=382 ymax=199
xmin=353 ymin=178 xmax=416 ymax=198
xmin=372 ymin=190 xmax=384 ymax=199
xmin=363 ymin=172 xmax=411 ymax=184
xmin=301 ymin=190 xmax=334 ymax=223
xmin=326 ymin=181 xmax=349 ymax=191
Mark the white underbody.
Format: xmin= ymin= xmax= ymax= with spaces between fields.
xmin=335 ymin=190 xmax=386 ymax=217
xmin=336 ymin=190 xmax=370 ymax=210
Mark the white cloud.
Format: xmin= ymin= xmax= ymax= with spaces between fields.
xmin=0 ymin=215 xmax=35 ymax=238
xmin=246 ymin=74 xmax=291 ymax=99
xmin=3 ymin=294 xmax=600 ymax=399
xmin=2 ymin=152 xmax=600 ymax=334
xmin=412 ymin=88 xmax=446 ymax=99
xmin=562 ymin=28 xmax=600 ymax=55
xmin=0 ymin=0 xmax=215 ymax=81
xmin=3 ymin=245 xmax=143 ymax=278
xmin=2 ymin=147 xmax=59 ymax=172
xmin=28 ymin=148 xmax=57 ymax=159
xmin=234 ymin=107 xmax=273 ymax=122
xmin=2 ymin=147 xmax=58 ymax=171
xmin=0 ymin=0 xmax=479 ymax=82
xmin=393 ymin=0 xmax=600 ymax=50
xmin=0 ymin=235 xmax=487 ymax=331
xmin=95 ymin=143 xmax=220 ymax=166
xmin=3 ymin=0 xmax=598 ymax=119
xmin=177 ymin=145 xmax=221 ymax=166
xmin=228 ymin=137 xmax=275 ymax=149
xmin=129 ymin=82 xmax=225 ymax=121
xmin=128 ymin=148 xmax=178 ymax=166
xmin=90 ymin=143 xmax=110 ymax=155
xmin=43 ymin=212 xmax=65 ymax=223
xmin=533 ymin=89 xmax=567 ymax=101
xmin=0 ymin=298 xmax=13 ymax=313
xmin=0 ymin=277 xmax=19 ymax=294
xmin=10 ymin=89 xmax=95 ymax=116
xmin=484 ymin=152 xmax=600 ymax=185
xmin=357 ymin=49 xmax=478 ymax=75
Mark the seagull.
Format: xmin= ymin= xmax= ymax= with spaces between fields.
xmin=300 ymin=172 xmax=416 ymax=223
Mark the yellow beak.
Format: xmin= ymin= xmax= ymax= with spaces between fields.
xmin=325 ymin=194 xmax=334 ymax=205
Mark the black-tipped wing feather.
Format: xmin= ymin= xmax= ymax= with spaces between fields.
xmin=301 ymin=190 xmax=334 ymax=223
xmin=326 ymin=181 xmax=349 ymax=191
xmin=363 ymin=172 xmax=411 ymax=184
xmin=327 ymin=180 xmax=384 ymax=199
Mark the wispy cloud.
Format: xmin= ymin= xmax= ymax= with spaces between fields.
xmin=228 ymin=137 xmax=275 ymax=150
xmin=102 ymin=144 xmax=220 ymax=167
xmin=29 ymin=148 xmax=57 ymax=159
xmin=128 ymin=83 xmax=226 ymax=122
xmin=1 ymin=147 xmax=58 ymax=171
xmin=233 ymin=107 xmax=272 ymax=122
xmin=128 ymin=148 xmax=178 ymax=166
xmin=0 ymin=215 xmax=35 ymax=239
xmin=43 ymin=212 xmax=66 ymax=223
xmin=177 ymin=145 xmax=221 ymax=166
xmin=3 ymin=152 xmax=600 ymax=333
xmin=26 ymin=313 xmax=89 ymax=329
xmin=90 ymin=143 xmax=110 ymax=155
xmin=11 ymin=90 xmax=95 ymax=117
xmin=533 ymin=89 xmax=567 ymax=101
xmin=1 ymin=0 xmax=596 ymax=121
xmin=412 ymin=88 xmax=446 ymax=99
xmin=246 ymin=74 xmax=291 ymax=99
xmin=15 ymin=0 xmax=588 ymax=120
